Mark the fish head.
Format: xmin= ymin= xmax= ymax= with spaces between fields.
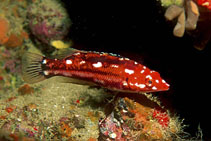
xmin=126 ymin=68 xmax=170 ymax=93
xmin=142 ymin=70 xmax=170 ymax=92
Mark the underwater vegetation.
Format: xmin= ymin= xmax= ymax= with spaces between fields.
xmin=0 ymin=0 xmax=207 ymax=140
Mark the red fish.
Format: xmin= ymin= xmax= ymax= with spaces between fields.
xmin=22 ymin=49 xmax=169 ymax=93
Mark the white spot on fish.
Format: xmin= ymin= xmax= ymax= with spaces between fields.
xmin=140 ymin=84 xmax=146 ymax=88
xmin=125 ymin=58 xmax=130 ymax=60
xmin=123 ymin=81 xmax=128 ymax=86
xmin=125 ymin=69 xmax=134 ymax=75
xmin=150 ymin=70 xmax=155 ymax=73
xmin=94 ymin=78 xmax=105 ymax=84
xmin=119 ymin=58 xmax=124 ymax=60
xmin=162 ymin=79 xmax=166 ymax=83
xmin=134 ymin=62 xmax=138 ymax=64
xmin=135 ymin=83 xmax=146 ymax=88
xmin=92 ymin=62 xmax=102 ymax=68
xmin=66 ymin=59 xmax=72 ymax=64
xmin=155 ymin=80 xmax=159 ymax=83
xmin=140 ymin=70 xmax=145 ymax=74
xmin=146 ymin=75 xmax=152 ymax=79
xmin=42 ymin=59 xmax=47 ymax=64
xmin=111 ymin=64 xmax=119 ymax=68
xmin=143 ymin=66 xmax=146 ymax=69
xmin=152 ymin=86 xmax=157 ymax=90
xmin=79 ymin=61 xmax=86 ymax=64
xmin=129 ymin=82 xmax=134 ymax=86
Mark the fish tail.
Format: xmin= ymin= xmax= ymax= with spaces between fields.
xmin=22 ymin=52 xmax=46 ymax=84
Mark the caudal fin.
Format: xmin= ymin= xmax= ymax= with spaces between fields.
xmin=22 ymin=52 xmax=46 ymax=84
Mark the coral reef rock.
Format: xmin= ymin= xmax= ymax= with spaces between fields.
xmin=27 ymin=0 xmax=71 ymax=45
xmin=99 ymin=97 xmax=182 ymax=140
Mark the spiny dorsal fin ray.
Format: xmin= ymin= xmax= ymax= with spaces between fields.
xmin=49 ymin=48 xmax=84 ymax=59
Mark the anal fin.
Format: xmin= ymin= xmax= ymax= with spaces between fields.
xmin=52 ymin=76 xmax=96 ymax=86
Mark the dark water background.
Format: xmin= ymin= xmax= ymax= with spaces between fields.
xmin=63 ymin=0 xmax=210 ymax=140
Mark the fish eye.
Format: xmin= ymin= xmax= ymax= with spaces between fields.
xmin=145 ymin=78 xmax=153 ymax=87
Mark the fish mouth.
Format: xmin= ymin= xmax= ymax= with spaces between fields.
xmin=160 ymin=84 xmax=170 ymax=91
xmin=161 ymin=87 xmax=170 ymax=91
xmin=159 ymin=79 xmax=170 ymax=91
xmin=152 ymin=84 xmax=170 ymax=92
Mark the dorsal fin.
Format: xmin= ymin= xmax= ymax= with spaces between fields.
xmin=49 ymin=48 xmax=84 ymax=59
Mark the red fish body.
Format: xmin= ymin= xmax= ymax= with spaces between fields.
xmin=22 ymin=50 xmax=169 ymax=93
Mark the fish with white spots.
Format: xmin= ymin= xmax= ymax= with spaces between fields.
xmin=22 ymin=48 xmax=169 ymax=93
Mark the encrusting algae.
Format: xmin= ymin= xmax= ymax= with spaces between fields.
xmin=0 ymin=76 xmax=108 ymax=140
xmin=0 ymin=17 xmax=10 ymax=45
xmin=0 ymin=0 xmax=28 ymax=48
